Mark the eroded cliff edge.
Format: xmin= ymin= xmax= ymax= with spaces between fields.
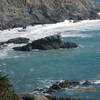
xmin=0 ymin=0 xmax=100 ymax=30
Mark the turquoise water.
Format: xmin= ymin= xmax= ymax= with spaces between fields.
xmin=94 ymin=0 xmax=100 ymax=2
xmin=0 ymin=21 xmax=100 ymax=100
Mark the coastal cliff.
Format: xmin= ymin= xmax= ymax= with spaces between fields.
xmin=0 ymin=0 xmax=100 ymax=30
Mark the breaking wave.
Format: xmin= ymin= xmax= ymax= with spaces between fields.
xmin=0 ymin=19 xmax=100 ymax=59
xmin=0 ymin=20 xmax=100 ymax=42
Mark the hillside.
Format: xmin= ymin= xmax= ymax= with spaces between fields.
xmin=0 ymin=0 xmax=100 ymax=30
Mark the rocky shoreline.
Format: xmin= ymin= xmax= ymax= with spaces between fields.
xmin=19 ymin=80 xmax=93 ymax=100
xmin=0 ymin=0 xmax=100 ymax=30
xmin=0 ymin=74 xmax=83 ymax=100
xmin=0 ymin=71 xmax=98 ymax=100
xmin=32 ymin=80 xmax=92 ymax=94
xmin=0 ymin=75 xmax=96 ymax=100
xmin=19 ymin=94 xmax=82 ymax=100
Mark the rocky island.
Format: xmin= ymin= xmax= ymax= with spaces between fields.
xmin=0 ymin=0 xmax=100 ymax=30
xmin=13 ymin=34 xmax=78 ymax=51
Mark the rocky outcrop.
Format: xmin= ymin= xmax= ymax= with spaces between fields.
xmin=0 ymin=37 xmax=29 ymax=45
xmin=95 ymin=2 xmax=100 ymax=12
xmin=0 ymin=0 xmax=100 ymax=30
xmin=20 ymin=94 xmax=81 ymax=100
xmin=45 ymin=80 xmax=80 ymax=93
xmin=33 ymin=80 xmax=93 ymax=94
xmin=13 ymin=34 xmax=78 ymax=51
xmin=7 ymin=37 xmax=30 ymax=44
xmin=82 ymin=81 xmax=92 ymax=85
xmin=0 ymin=37 xmax=29 ymax=49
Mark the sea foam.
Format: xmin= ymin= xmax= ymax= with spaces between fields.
xmin=0 ymin=20 xmax=100 ymax=42
xmin=0 ymin=19 xmax=100 ymax=59
xmin=98 ymin=13 xmax=100 ymax=16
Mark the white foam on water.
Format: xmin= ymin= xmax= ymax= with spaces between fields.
xmin=0 ymin=44 xmax=25 ymax=59
xmin=62 ymin=33 xmax=91 ymax=38
xmin=0 ymin=44 xmax=12 ymax=59
xmin=0 ymin=49 xmax=10 ymax=59
xmin=31 ymin=79 xmax=100 ymax=95
xmin=2 ymin=63 xmax=7 ymax=66
xmin=98 ymin=13 xmax=100 ymax=16
xmin=37 ymin=79 xmax=54 ymax=88
xmin=0 ymin=20 xmax=100 ymax=42
xmin=80 ymin=80 xmax=100 ymax=84
xmin=0 ymin=19 xmax=100 ymax=59
xmin=94 ymin=80 xmax=100 ymax=84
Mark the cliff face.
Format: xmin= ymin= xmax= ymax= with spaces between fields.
xmin=95 ymin=2 xmax=100 ymax=11
xmin=0 ymin=0 xmax=99 ymax=30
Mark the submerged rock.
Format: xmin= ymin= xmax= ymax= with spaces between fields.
xmin=7 ymin=37 xmax=30 ymax=44
xmin=13 ymin=34 xmax=78 ymax=51
xmin=0 ymin=42 xmax=7 ymax=49
xmin=0 ymin=37 xmax=30 ymax=49
xmin=82 ymin=81 xmax=92 ymax=85
xmin=13 ymin=43 xmax=32 ymax=51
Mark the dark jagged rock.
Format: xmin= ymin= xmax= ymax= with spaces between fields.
xmin=33 ymin=80 xmax=93 ymax=94
xmin=33 ymin=80 xmax=80 ymax=94
xmin=94 ymin=2 xmax=100 ymax=12
xmin=0 ymin=0 xmax=100 ymax=30
xmin=13 ymin=43 xmax=32 ymax=51
xmin=0 ymin=37 xmax=30 ymax=49
xmin=7 ymin=37 xmax=30 ymax=44
xmin=46 ymin=80 xmax=80 ymax=93
xmin=82 ymin=81 xmax=92 ymax=85
xmin=13 ymin=34 xmax=78 ymax=51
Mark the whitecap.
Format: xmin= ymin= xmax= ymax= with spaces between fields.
xmin=62 ymin=33 xmax=91 ymax=38
xmin=80 ymin=80 xmax=100 ymax=86
xmin=2 ymin=63 xmax=7 ymax=66
xmin=29 ymin=68 xmax=34 ymax=72
xmin=94 ymin=80 xmax=100 ymax=84
xmin=98 ymin=13 xmax=100 ymax=16
xmin=0 ymin=19 xmax=100 ymax=59
xmin=0 ymin=19 xmax=100 ymax=42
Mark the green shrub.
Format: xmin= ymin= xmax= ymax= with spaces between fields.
xmin=0 ymin=74 xmax=18 ymax=100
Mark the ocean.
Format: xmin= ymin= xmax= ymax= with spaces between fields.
xmin=0 ymin=19 xmax=100 ymax=100
xmin=93 ymin=0 xmax=100 ymax=2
